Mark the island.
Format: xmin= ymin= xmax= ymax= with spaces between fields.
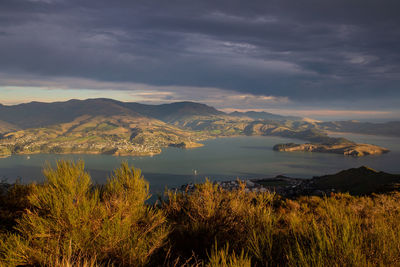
xmin=273 ymin=142 xmax=389 ymax=156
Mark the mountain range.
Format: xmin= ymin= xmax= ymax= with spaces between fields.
xmin=0 ymin=98 xmax=296 ymax=131
xmin=0 ymin=98 xmax=397 ymax=157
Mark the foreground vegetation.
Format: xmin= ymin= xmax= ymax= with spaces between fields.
xmin=1 ymin=161 xmax=400 ymax=266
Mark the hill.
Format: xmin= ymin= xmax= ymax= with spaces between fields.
xmin=0 ymin=99 xmax=143 ymax=129
xmin=0 ymin=114 xmax=205 ymax=157
xmin=0 ymin=98 xmax=394 ymax=157
xmin=308 ymin=166 xmax=400 ymax=195
xmin=124 ymin=101 xmax=224 ymax=123
xmin=0 ymin=120 xmax=19 ymax=134
xmin=0 ymin=99 xmax=225 ymax=130
xmin=230 ymin=110 xmax=302 ymax=121
xmin=254 ymin=166 xmax=400 ymax=196
xmin=1 ymin=99 xmax=399 ymax=137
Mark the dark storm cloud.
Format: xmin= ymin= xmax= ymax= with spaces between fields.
xmin=0 ymin=0 xmax=400 ymax=107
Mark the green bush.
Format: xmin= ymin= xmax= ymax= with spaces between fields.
xmin=0 ymin=161 xmax=168 ymax=266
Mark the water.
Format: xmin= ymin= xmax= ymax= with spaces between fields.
xmin=1 ymin=134 xmax=400 ymax=194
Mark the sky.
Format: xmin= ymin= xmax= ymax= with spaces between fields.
xmin=0 ymin=0 xmax=399 ymax=121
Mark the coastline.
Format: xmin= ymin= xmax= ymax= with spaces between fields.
xmin=0 ymin=141 xmax=206 ymax=158
xmin=0 ymin=130 xmax=393 ymax=158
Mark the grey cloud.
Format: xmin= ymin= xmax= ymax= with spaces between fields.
xmin=0 ymin=0 xmax=399 ymax=109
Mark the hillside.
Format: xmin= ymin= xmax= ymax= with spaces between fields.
xmin=0 ymin=98 xmax=395 ymax=157
xmin=0 ymin=99 xmax=144 ymax=129
xmin=230 ymin=110 xmax=302 ymax=121
xmin=254 ymin=166 xmax=400 ymax=196
xmin=124 ymin=101 xmax=224 ymax=123
xmin=0 ymin=114 xmax=205 ymax=157
xmin=311 ymin=166 xmax=400 ymax=195
xmin=0 ymin=120 xmax=19 ymax=134
xmin=0 ymin=99 xmax=225 ymax=130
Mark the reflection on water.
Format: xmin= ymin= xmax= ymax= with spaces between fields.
xmin=1 ymin=135 xmax=400 ymax=194
xmin=240 ymin=146 xmax=272 ymax=150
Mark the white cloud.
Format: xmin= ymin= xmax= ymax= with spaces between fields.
xmin=344 ymin=53 xmax=378 ymax=65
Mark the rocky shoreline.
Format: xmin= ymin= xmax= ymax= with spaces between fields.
xmin=273 ymin=142 xmax=389 ymax=156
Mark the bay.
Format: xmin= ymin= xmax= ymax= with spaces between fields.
xmin=1 ymin=134 xmax=400 ymax=194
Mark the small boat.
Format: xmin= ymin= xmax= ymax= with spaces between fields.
xmin=26 ymin=156 xmax=30 ymax=160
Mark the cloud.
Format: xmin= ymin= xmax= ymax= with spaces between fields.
xmin=259 ymin=109 xmax=398 ymax=121
xmin=0 ymin=0 xmax=399 ymax=112
xmin=0 ymin=74 xmax=289 ymax=108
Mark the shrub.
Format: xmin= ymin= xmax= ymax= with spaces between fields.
xmin=163 ymin=184 xmax=400 ymax=266
xmin=1 ymin=161 xmax=400 ymax=266
xmin=162 ymin=179 xmax=281 ymax=265
xmin=0 ymin=160 xmax=168 ymax=266
xmin=0 ymin=182 xmax=32 ymax=232
xmin=279 ymin=193 xmax=400 ymax=266
xmin=206 ymin=242 xmax=251 ymax=267
xmin=96 ymin=162 xmax=169 ymax=266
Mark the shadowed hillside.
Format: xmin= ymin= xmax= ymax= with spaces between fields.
xmin=0 ymin=99 xmax=224 ymax=130
xmin=255 ymin=166 xmax=400 ymax=197
xmin=124 ymin=101 xmax=224 ymax=123
xmin=230 ymin=110 xmax=302 ymax=121
xmin=312 ymin=166 xmax=400 ymax=195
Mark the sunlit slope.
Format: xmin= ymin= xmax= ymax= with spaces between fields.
xmin=0 ymin=99 xmax=226 ymax=129
xmin=0 ymin=114 xmax=204 ymax=156
xmin=0 ymin=120 xmax=19 ymax=134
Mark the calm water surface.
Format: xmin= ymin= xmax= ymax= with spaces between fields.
xmin=1 ymin=134 xmax=400 ymax=194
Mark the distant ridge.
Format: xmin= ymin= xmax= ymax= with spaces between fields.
xmin=0 ymin=99 xmax=224 ymax=129
xmin=312 ymin=166 xmax=400 ymax=195
xmin=123 ymin=101 xmax=224 ymax=123
xmin=1 ymin=98 xmax=399 ymax=141
xmin=318 ymin=120 xmax=400 ymax=137
xmin=0 ymin=99 xmax=143 ymax=129
xmin=230 ymin=110 xmax=301 ymax=121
